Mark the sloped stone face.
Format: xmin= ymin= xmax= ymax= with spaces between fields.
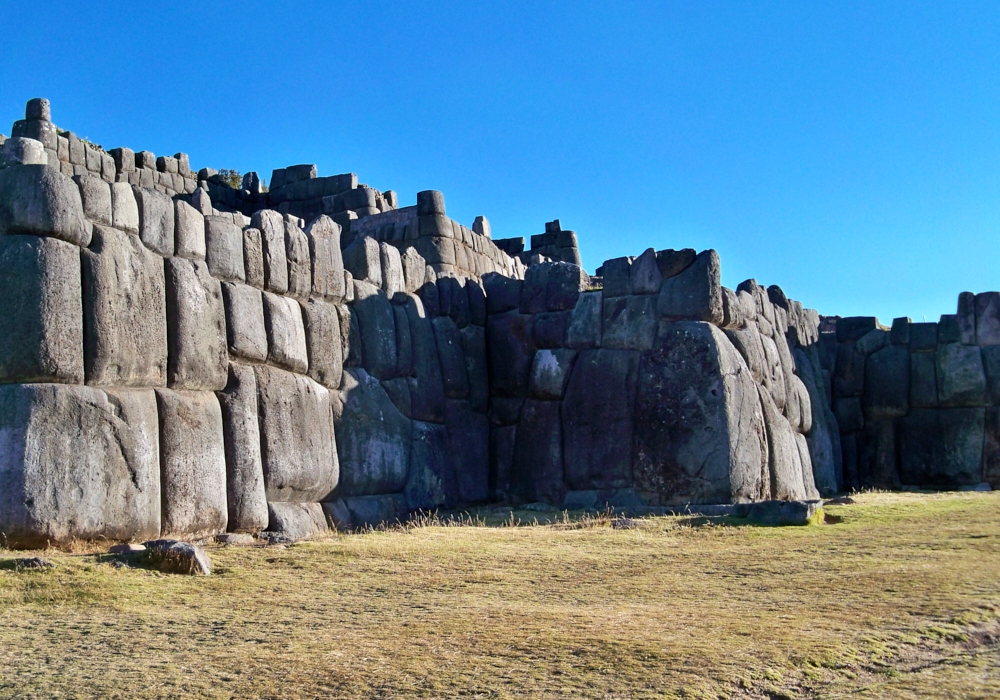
xmin=0 ymin=384 xmax=160 ymax=547
xmin=164 ymin=258 xmax=228 ymax=391
xmin=561 ymin=349 xmax=637 ymax=490
xmin=758 ymin=383 xmax=807 ymax=501
xmin=255 ymin=365 xmax=338 ymax=503
xmin=82 ymin=225 xmax=167 ymax=387
xmin=216 ymin=363 xmax=268 ymax=533
xmin=0 ymin=164 xmax=90 ymax=246
xmin=335 ymin=368 xmax=411 ymax=496
xmin=156 ymin=389 xmax=228 ymax=539
xmin=0 ymin=235 xmax=83 ymax=384
xmin=632 ymin=322 xmax=768 ymax=504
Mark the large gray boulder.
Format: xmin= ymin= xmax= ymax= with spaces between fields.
xmin=793 ymin=348 xmax=839 ymax=496
xmin=561 ymin=349 xmax=638 ymax=490
xmin=460 ymin=324 xmax=489 ymax=412
xmin=343 ymin=236 xmax=383 ymax=288
xmin=602 ymin=295 xmax=657 ymax=350
xmin=0 ymin=385 xmax=160 ymax=547
xmin=255 ymin=365 xmax=339 ymax=501
xmin=164 ymin=258 xmax=228 ymax=391
xmin=242 ymin=227 xmax=265 ymax=289
xmin=758 ymin=385 xmax=807 ymax=500
xmin=487 ymin=312 xmax=536 ymax=397
xmin=566 ymin=291 xmax=602 ymax=349
xmin=630 ymin=248 xmax=662 ymax=294
xmin=266 ymin=502 xmax=329 ymax=541
xmin=262 ymin=292 xmax=308 ymax=374
xmin=432 ymin=316 xmax=469 ymax=398
xmin=173 ymin=199 xmax=205 ymax=260
xmin=795 ymin=433 xmax=820 ymax=500
xmin=0 ymin=164 xmax=91 ymax=246
xmin=632 ymin=322 xmax=768 ymax=504
xmin=335 ymin=368 xmax=411 ymax=496
xmin=205 ymin=216 xmax=246 ymax=283
xmin=0 ymin=235 xmax=83 ymax=384
xmin=656 ymin=250 xmax=723 ymax=325
xmin=73 ymin=173 xmax=112 ymax=226
xmin=909 ymin=352 xmax=939 ymax=408
xmin=110 ymin=182 xmax=139 ymax=234
xmin=405 ymin=420 xmax=456 ymax=510
xmin=305 ymin=215 xmax=345 ymax=302
xmin=353 ymin=279 xmax=398 ymax=380
xmin=833 ymin=343 xmax=865 ymax=397
xmin=936 ymin=343 xmax=987 ymax=407
xmin=394 ymin=305 xmax=414 ymax=377
xmin=250 ymin=209 xmax=288 ymax=294
xmin=545 ymin=263 xmax=588 ymax=311
xmin=216 ymin=363 xmax=268 ymax=533
xmin=301 ymin=298 xmax=343 ymax=390
xmin=284 ymin=220 xmax=312 ymax=300
xmin=900 ymin=408 xmax=985 ymax=487
xmin=760 ymin=335 xmax=787 ymax=411
xmin=221 ymin=282 xmax=267 ymax=362
xmin=528 ymin=348 xmax=577 ymax=400
xmin=724 ymin=322 xmax=768 ymax=384
xmin=511 ymin=399 xmax=565 ymax=504
xmin=155 ymin=389 xmax=228 ymax=539
xmin=132 ymin=186 xmax=174 ymax=256
xmin=82 ymin=225 xmax=167 ymax=387
xmin=380 ymin=242 xmax=405 ymax=296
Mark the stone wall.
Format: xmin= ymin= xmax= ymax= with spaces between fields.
xmin=483 ymin=248 xmax=841 ymax=509
xmin=824 ymin=294 xmax=1000 ymax=491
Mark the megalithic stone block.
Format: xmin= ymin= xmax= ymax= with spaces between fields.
xmin=242 ymin=227 xmax=265 ymax=289
xmin=487 ymin=311 xmax=536 ymax=398
xmin=757 ymin=384 xmax=807 ymax=501
xmin=250 ymin=209 xmax=289 ymax=294
xmin=0 ymin=164 xmax=91 ymax=246
xmin=284 ymin=219 xmax=311 ymax=300
xmin=405 ymin=420 xmax=456 ymax=510
xmin=110 ymin=182 xmax=139 ymax=234
xmin=0 ymin=384 xmax=161 ymax=547
xmin=205 ymin=216 xmax=246 ymax=283
xmin=380 ymin=241 xmax=405 ymax=296
xmin=335 ymin=368 xmax=412 ymax=496
xmin=82 ymin=225 xmax=167 ymax=387
xmin=305 ymin=215 xmax=345 ymax=302
xmin=657 ymin=249 xmax=724 ymax=325
xmin=432 ymin=316 xmax=469 ymax=399
xmin=262 ymin=292 xmax=308 ymax=374
xmin=301 ymin=297 xmax=344 ymax=390
xmin=164 ymin=258 xmax=228 ymax=391
xmin=343 ymin=236 xmax=383 ymax=289
xmin=632 ymin=322 xmax=770 ymax=504
xmin=132 ymin=186 xmax=174 ymax=256
xmin=73 ymin=173 xmax=112 ymax=226
xmin=446 ymin=399 xmax=490 ymax=503
xmin=216 ymin=363 xmax=268 ymax=533
xmin=353 ymin=279 xmax=397 ymax=380
xmin=511 ymin=399 xmax=565 ymax=504
xmin=222 ymin=282 xmax=267 ymax=362
xmin=255 ymin=365 xmax=339 ymax=502
xmin=0 ymin=235 xmax=83 ymax=384
xmin=155 ymin=388 xmax=228 ymax=539
xmin=174 ymin=199 xmax=206 ymax=260
xmin=405 ymin=294 xmax=446 ymax=423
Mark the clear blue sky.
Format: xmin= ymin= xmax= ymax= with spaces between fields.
xmin=2 ymin=2 xmax=997 ymax=323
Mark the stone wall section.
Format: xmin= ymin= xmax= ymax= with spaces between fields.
xmin=824 ymin=293 xmax=1000 ymax=490
xmin=483 ymin=248 xmax=840 ymax=508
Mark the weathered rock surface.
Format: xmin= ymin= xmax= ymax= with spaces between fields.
xmin=133 ymin=186 xmax=174 ymax=256
xmin=301 ymin=298 xmax=344 ymax=390
xmin=562 ymin=349 xmax=638 ymax=490
xmin=0 ymin=384 xmax=160 ymax=546
xmin=255 ymin=365 xmax=339 ymax=502
xmin=205 ymin=216 xmax=245 ymax=283
xmin=405 ymin=420 xmax=455 ymax=510
xmin=336 ymin=369 xmax=411 ymax=496
xmin=82 ymin=226 xmax=167 ymax=387
xmin=222 ymin=283 xmax=267 ymax=362
xmin=142 ymin=539 xmax=212 ymax=575
xmin=353 ymin=280 xmax=397 ymax=380
xmin=657 ymin=250 xmax=723 ymax=324
xmin=266 ymin=502 xmax=329 ymax=541
xmin=155 ymin=389 xmax=228 ymax=539
xmin=632 ymin=322 xmax=768 ymax=504
xmin=899 ymin=408 xmax=985 ymax=487
xmin=0 ymin=164 xmax=90 ymax=246
xmin=0 ymin=235 xmax=83 ymax=384
xmin=216 ymin=364 xmax=268 ymax=533
xmin=263 ymin=292 xmax=308 ymax=374
xmin=164 ymin=258 xmax=228 ymax=391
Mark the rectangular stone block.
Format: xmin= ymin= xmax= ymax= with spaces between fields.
xmin=975 ymin=292 xmax=1000 ymax=346
xmin=0 ymin=384 xmax=160 ymax=546
xmin=285 ymin=220 xmax=312 ymax=299
xmin=216 ymin=363 xmax=268 ymax=533
xmin=243 ymin=227 xmax=265 ymax=289
xmin=656 ymin=249 xmax=724 ymax=325
xmin=353 ymin=279 xmax=398 ymax=380
xmin=0 ymin=235 xmax=83 ymax=384
xmin=936 ymin=343 xmax=986 ymax=407
xmin=0 ymin=164 xmax=92 ymax=246
xmin=255 ymin=365 xmax=339 ymax=501
xmin=511 ymin=399 xmax=565 ymax=503
xmin=602 ymin=295 xmax=657 ymax=350
xmin=302 ymin=298 xmax=344 ymax=390
xmin=205 ymin=215 xmax=246 ymax=283
xmin=110 ymin=182 xmax=138 ymax=233
xmin=305 ymin=215 xmax=345 ymax=302
xmin=73 ymin=173 xmax=112 ymax=226
xmin=900 ymin=407 xmax=985 ymax=487
xmin=156 ymin=388 xmax=228 ymax=538
xmin=174 ymin=199 xmax=205 ymax=259
xmin=250 ymin=209 xmax=289 ymax=294
xmin=165 ymin=258 xmax=228 ymax=391
xmin=263 ymin=292 xmax=308 ymax=373
xmin=82 ymin=226 xmax=167 ymax=387
xmin=222 ymin=282 xmax=267 ymax=362
xmin=132 ymin=186 xmax=174 ymax=256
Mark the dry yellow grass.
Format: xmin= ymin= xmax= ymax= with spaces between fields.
xmin=0 ymin=491 xmax=998 ymax=699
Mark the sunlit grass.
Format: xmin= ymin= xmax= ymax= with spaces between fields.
xmin=0 ymin=491 xmax=997 ymax=698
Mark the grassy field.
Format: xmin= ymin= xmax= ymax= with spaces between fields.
xmin=0 ymin=492 xmax=998 ymax=699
